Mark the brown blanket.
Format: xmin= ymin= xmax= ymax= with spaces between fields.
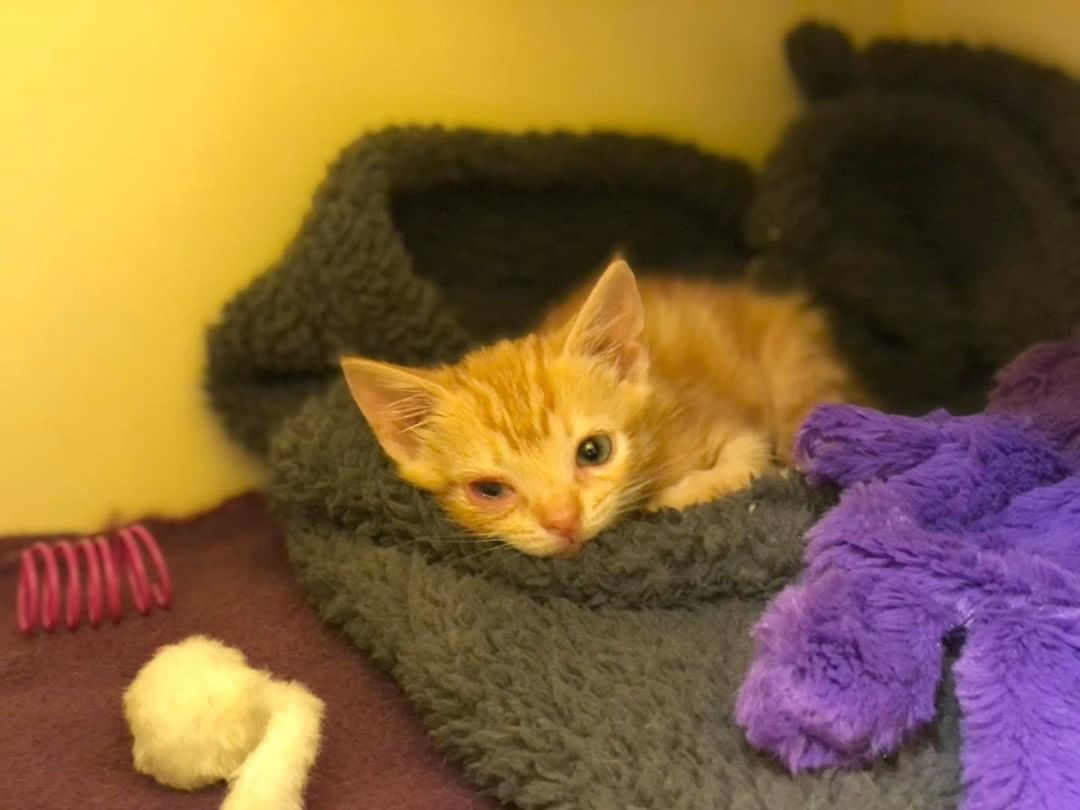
xmin=0 ymin=494 xmax=493 ymax=810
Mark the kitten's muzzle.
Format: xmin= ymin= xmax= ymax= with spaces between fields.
xmin=538 ymin=504 xmax=582 ymax=543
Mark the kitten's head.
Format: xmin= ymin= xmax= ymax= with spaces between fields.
xmin=341 ymin=260 xmax=654 ymax=557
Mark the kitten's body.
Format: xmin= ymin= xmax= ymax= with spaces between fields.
xmin=342 ymin=261 xmax=862 ymax=557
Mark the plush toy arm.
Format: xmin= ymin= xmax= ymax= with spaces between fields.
xmin=794 ymin=404 xmax=948 ymax=487
xmin=954 ymin=600 xmax=1080 ymax=810
xmin=736 ymin=563 xmax=956 ymax=772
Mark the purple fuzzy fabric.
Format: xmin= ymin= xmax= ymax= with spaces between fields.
xmin=735 ymin=335 xmax=1080 ymax=810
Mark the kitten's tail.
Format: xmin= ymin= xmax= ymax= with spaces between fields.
xmin=222 ymin=679 xmax=325 ymax=810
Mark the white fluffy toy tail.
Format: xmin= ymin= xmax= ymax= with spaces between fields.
xmin=123 ymin=635 xmax=325 ymax=810
xmin=222 ymin=679 xmax=325 ymax=810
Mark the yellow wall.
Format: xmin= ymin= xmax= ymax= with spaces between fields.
xmin=902 ymin=1 xmax=1080 ymax=75
xmin=0 ymin=1 xmax=1072 ymax=533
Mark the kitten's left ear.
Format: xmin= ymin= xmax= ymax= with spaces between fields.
xmin=564 ymin=259 xmax=648 ymax=382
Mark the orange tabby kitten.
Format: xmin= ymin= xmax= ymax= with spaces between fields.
xmin=341 ymin=259 xmax=861 ymax=558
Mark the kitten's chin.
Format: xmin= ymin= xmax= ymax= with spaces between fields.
xmin=507 ymin=526 xmax=603 ymax=558
xmin=513 ymin=535 xmax=585 ymax=559
xmin=552 ymin=540 xmax=586 ymax=560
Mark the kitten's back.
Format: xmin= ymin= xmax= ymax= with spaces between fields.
xmin=543 ymin=272 xmax=860 ymax=461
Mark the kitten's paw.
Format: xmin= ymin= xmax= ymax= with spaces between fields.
xmin=646 ymin=470 xmax=752 ymax=511
xmin=647 ymin=435 xmax=772 ymax=511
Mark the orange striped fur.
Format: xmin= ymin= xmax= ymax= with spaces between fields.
xmin=342 ymin=260 xmax=862 ymax=557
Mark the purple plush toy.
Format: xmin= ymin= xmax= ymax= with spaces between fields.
xmin=735 ymin=336 xmax=1080 ymax=810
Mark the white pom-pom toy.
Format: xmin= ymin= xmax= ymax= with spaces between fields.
xmin=123 ymin=635 xmax=324 ymax=810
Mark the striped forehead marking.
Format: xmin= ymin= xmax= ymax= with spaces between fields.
xmin=453 ymin=337 xmax=560 ymax=454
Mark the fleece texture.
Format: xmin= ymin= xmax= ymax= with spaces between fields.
xmin=750 ymin=22 xmax=1080 ymax=414
xmin=205 ymin=24 xmax=1080 ymax=810
xmin=736 ymin=335 xmax=1080 ymax=810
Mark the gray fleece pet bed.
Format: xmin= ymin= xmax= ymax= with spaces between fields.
xmin=207 ymin=23 xmax=1080 ymax=810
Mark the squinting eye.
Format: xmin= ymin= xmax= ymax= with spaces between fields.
xmin=468 ymin=479 xmax=512 ymax=500
xmin=576 ymin=434 xmax=612 ymax=467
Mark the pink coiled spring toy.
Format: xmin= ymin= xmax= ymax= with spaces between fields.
xmin=16 ymin=523 xmax=172 ymax=636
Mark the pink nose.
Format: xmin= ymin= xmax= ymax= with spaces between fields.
xmin=539 ymin=504 xmax=581 ymax=541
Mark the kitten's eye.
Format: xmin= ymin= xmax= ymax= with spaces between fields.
xmin=575 ymin=434 xmax=612 ymax=467
xmin=468 ymin=479 xmax=512 ymax=501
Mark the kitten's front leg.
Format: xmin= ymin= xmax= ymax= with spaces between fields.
xmin=646 ymin=434 xmax=773 ymax=511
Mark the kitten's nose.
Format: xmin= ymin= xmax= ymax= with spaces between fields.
xmin=539 ymin=501 xmax=582 ymax=541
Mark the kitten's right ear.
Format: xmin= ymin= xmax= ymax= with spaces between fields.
xmin=340 ymin=357 xmax=445 ymax=466
xmin=563 ymin=259 xmax=648 ymax=382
